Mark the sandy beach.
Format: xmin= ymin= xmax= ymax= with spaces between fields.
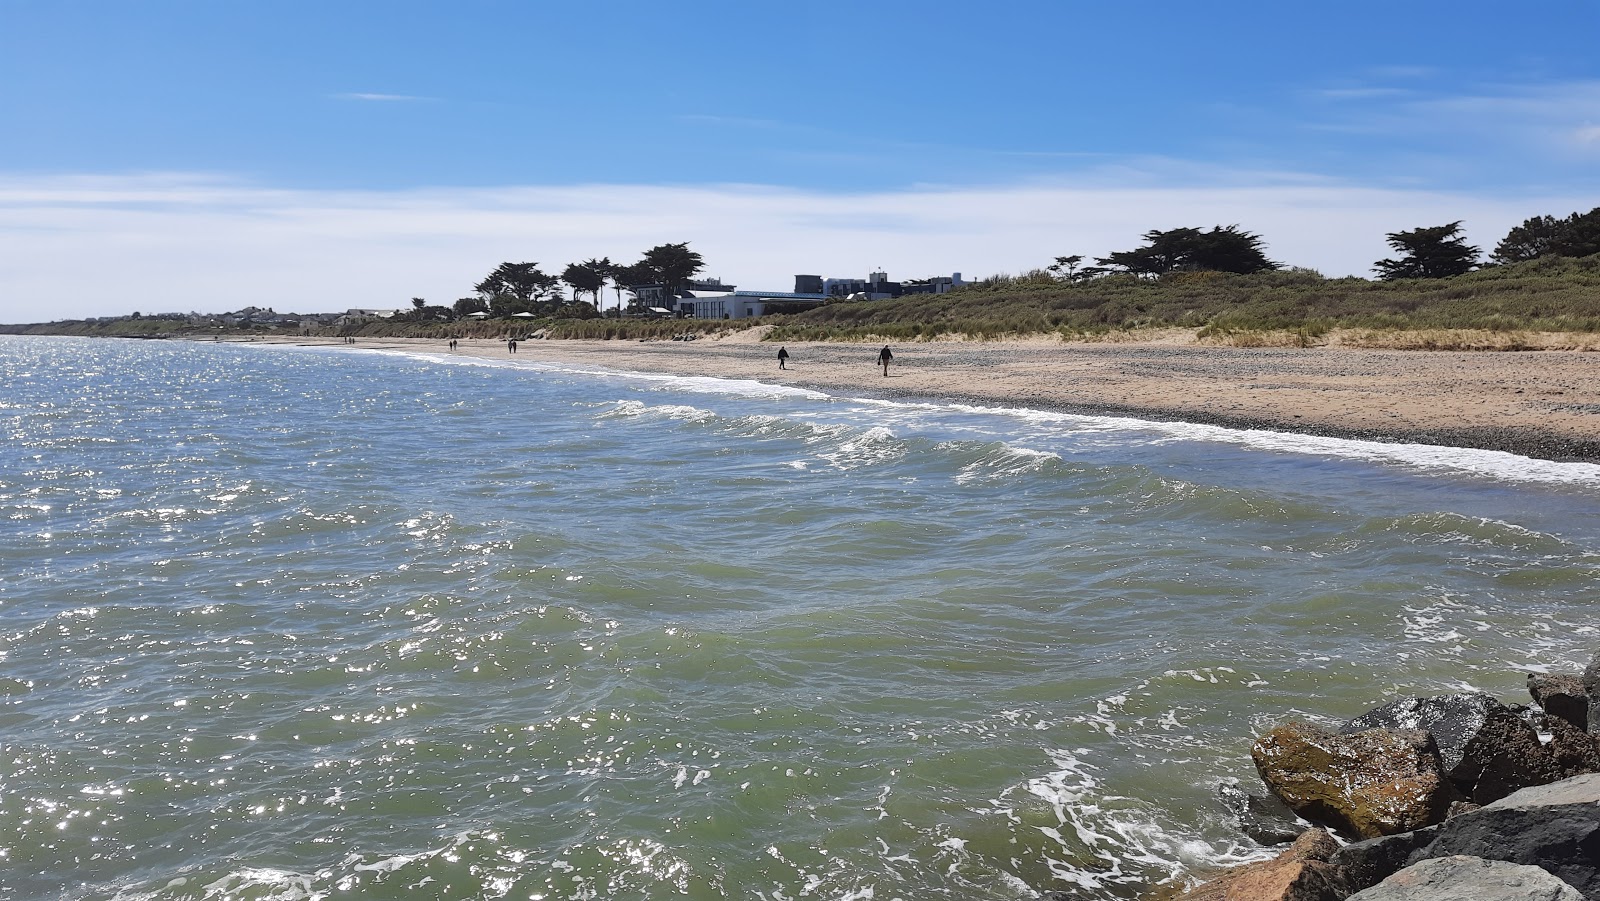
xmin=258 ymin=333 xmax=1600 ymax=462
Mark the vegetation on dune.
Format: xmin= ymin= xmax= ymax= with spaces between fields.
xmin=763 ymin=254 xmax=1600 ymax=343
xmin=10 ymin=211 xmax=1600 ymax=350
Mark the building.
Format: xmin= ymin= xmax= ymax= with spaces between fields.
xmin=335 ymin=308 xmax=400 ymax=326
xmin=690 ymin=290 xmax=827 ymax=320
xmin=900 ymin=273 xmax=964 ymax=295
xmin=678 ymin=271 xmax=965 ymax=319
xmin=627 ymin=277 xmax=737 ymax=316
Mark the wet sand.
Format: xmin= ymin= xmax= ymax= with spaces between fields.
xmin=272 ymin=334 xmax=1600 ymax=462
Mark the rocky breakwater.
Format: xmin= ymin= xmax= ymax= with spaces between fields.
xmin=1147 ymin=653 xmax=1600 ymax=901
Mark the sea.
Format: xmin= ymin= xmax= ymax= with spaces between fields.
xmin=3 ymin=334 xmax=1599 ymax=900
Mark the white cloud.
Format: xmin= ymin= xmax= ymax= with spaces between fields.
xmin=0 ymin=171 xmax=1572 ymax=322
xmin=1307 ymin=78 xmax=1600 ymax=160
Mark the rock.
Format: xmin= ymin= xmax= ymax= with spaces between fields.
xmin=1158 ymin=828 xmax=1347 ymax=901
xmin=1584 ymin=654 xmax=1600 ymax=737
xmin=1346 ymin=854 xmax=1583 ymax=901
xmin=1446 ymin=800 xmax=1482 ymax=818
xmin=1219 ymin=782 xmax=1307 ymax=845
xmin=1460 ymin=705 xmax=1562 ymax=804
xmin=1529 ymin=674 xmax=1589 ymax=731
xmin=1341 ymin=695 xmax=1498 ymax=777
xmin=1546 ymin=715 xmax=1600 ymax=779
xmin=1404 ymin=773 xmax=1600 ymax=898
xmin=1252 ymin=722 xmax=1457 ymax=839
xmin=1330 ymin=827 xmax=1441 ymax=895
xmin=1340 ymin=694 xmax=1559 ymax=803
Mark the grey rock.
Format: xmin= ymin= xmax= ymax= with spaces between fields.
xmin=1347 ymin=855 xmax=1583 ymax=901
xmin=1331 ymin=827 xmax=1440 ymax=895
xmin=1529 ymin=673 xmax=1589 ymax=731
xmin=1341 ymin=694 xmax=1497 ymax=777
xmin=1219 ymin=781 xmax=1308 ymax=845
xmin=1482 ymin=771 xmax=1600 ymax=809
xmin=1341 ymin=694 xmax=1559 ymax=802
xmin=1407 ymin=774 xmax=1600 ymax=898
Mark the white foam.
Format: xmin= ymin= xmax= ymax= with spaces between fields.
xmin=287 ymin=344 xmax=1600 ymax=487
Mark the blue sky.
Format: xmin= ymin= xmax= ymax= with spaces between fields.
xmin=3 ymin=1 xmax=1598 ymax=320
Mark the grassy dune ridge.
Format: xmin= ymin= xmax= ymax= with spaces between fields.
xmin=6 ymin=255 xmax=1600 ymax=348
xmin=762 ymin=254 xmax=1600 ymax=343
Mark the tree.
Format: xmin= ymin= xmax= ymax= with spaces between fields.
xmin=410 ymin=297 xmax=426 ymax=320
xmin=1048 ymin=255 xmax=1085 ymax=280
xmin=610 ymin=261 xmax=652 ymax=314
xmin=453 ymin=296 xmax=488 ymax=318
xmin=639 ymin=242 xmax=705 ymax=304
xmin=475 ymin=262 xmax=560 ymax=316
xmin=561 ymin=258 xmax=611 ymax=309
xmin=1492 ymin=208 xmax=1600 ymax=264
xmin=1373 ymin=222 xmax=1480 ymax=280
xmin=1096 ymin=226 xmax=1277 ymax=276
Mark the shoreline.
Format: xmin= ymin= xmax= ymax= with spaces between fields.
xmin=222 ymin=333 xmax=1600 ymax=463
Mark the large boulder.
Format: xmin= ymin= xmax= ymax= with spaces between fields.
xmin=1346 ymin=855 xmax=1583 ymax=901
xmin=1340 ymin=694 xmax=1559 ymax=803
xmin=1252 ymin=723 xmax=1457 ymax=839
xmin=1410 ymin=773 xmax=1600 ymax=899
xmin=1529 ymin=673 xmax=1589 ymax=731
xmin=1151 ymin=828 xmax=1346 ymax=901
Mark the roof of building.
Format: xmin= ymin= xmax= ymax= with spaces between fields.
xmin=730 ymin=291 xmax=827 ymax=300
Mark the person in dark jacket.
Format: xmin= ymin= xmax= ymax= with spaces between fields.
xmin=778 ymin=346 xmax=789 ymax=370
xmin=877 ymin=345 xmax=893 ymax=376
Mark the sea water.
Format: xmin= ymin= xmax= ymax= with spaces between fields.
xmin=2 ymin=335 xmax=1598 ymax=900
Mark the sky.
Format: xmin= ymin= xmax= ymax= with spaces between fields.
xmin=2 ymin=0 xmax=1598 ymax=321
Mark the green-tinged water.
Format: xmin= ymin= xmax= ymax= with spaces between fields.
xmin=2 ymin=336 xmax=1598 ymax=899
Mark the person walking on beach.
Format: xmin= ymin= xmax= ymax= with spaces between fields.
xmin=877 ymin=345 xmax=893 ymax=376
xmin=508 ymin=338 xmax=517 ymax=354
xmin=778 ymin=346 xmax=789 ymax=370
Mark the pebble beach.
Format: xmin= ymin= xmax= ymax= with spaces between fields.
xmin=268 ymin=333 xmax=1600 ymax=462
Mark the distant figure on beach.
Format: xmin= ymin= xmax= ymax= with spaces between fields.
xmin=449 ymin=339 xmax=457 ymax=351
xmin=778 ymin=346 xmax=789 ymax=370
xmin=508 ymin=339 xmax=517 ymax=354
xmin=878 ymin=345 xmax=893 ymax=376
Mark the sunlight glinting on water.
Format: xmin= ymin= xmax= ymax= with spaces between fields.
xmin=2 ymin=336 xmax=1598 ymax=899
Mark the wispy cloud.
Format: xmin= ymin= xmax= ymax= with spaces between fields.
xmin=1317 ymin=87 xmax=1414 ymax=101
xmin=334 ymin=92 xmax=430 ymax=102
xmin=0 ymin=170 xmax=1569 ymax=322
xmin=1319 ymin=78 xmax=1600 ymax=136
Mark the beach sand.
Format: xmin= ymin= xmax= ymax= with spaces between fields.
xmin=262 ymin=333 xmax=1600 ymax=461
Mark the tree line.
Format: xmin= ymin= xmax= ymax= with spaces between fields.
xmin=401 ymin=242 xmax=707 ymax=321
xmin=1048 ymin=206 xmax=1600 ymax=282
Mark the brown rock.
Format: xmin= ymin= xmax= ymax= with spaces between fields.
xmin=1252 ymin=723 xmax=1457 ymax=839
xmin=1456 ymin=705 xmax=1561 ymax=804
xmin=1152 ymin=828 xmax=1346 ymax=901
xmin=1528 ymin=673 xmax=1588 ymax=731
xmin=1546 ymin=714 xmax=1600 ymax=779
xmin=1585 ymin=652 xmax=1600 ymax=737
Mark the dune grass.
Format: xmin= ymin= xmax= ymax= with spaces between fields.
xmin=762 ymin=255 xmax=1600 ymax=344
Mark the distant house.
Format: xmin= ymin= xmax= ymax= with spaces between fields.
xmin=627 ymin=277 xmax=738 ymax=317
xmin=336 ymin=308 xmax=400 ymax=326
